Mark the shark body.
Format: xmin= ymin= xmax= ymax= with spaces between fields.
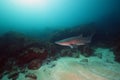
xmin=55 ymin=34 xmax=94 ymax=48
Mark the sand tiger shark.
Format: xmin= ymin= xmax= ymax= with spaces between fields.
xmin=55 ymin=34 xmax=94 ymax=48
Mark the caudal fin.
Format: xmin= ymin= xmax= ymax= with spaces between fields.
xmin=86 ymin=32 xmax=95 ymax=42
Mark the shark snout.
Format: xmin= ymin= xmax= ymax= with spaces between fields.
xmin=55 ymin=41 xmax=59 ymax=44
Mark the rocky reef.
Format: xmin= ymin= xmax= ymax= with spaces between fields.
xmin=0 ymin=23 xmax=120 ymax=80
xmin=1 ymin=48 xmax=120 ymax=80
xmin=0 ymin=31 xmax=49 ymax=79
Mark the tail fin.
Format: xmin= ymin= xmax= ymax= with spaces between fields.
xmin=86 ymin=32 xmax=95 ymax=42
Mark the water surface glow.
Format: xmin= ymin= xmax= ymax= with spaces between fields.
xmin=0 ymin=0 xmax=119 ymax=35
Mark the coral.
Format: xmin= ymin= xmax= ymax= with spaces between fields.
xmin=7 ymin=71 xmax=19 ymax=80
xmin=29 ymin=47 xmax=45 ymax=54
xmin=16 ymin=53 xmax=39 ymax=66
xmin=0 ymin=31 xmax=49 ymax=79
xmin=0 ymin=56 xmax=8 ymax=74
xmin=60 ymin=49 xmax=73 ymax=57
xmin=16 ymin=47 xmax=48 ymax=67
xmin=28 ymin=59 xmax=41 ymax=70
xmin=94 ymin=48 xmax=115 ymax=63
xmin=82 ymin=46 xmax=93 ymax=57
xmin=25 ymin=73 xmax=37 ymax=80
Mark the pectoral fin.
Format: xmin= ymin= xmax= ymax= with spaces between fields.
xmin=69 ymin=45 xmax=78 ymax=49
xmin=69 ymin=45 xmax=74 ymax=48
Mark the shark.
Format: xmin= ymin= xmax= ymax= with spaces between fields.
xmin=55 ymin=34 xmax=94 ymax=48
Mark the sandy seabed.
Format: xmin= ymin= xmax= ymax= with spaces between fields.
xmin=2 ymin=56 xmax=120 ymax=80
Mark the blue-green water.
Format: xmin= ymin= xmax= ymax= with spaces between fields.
xmin=0 ymin=0 xmax=119 ymax=38
xmin=0 ymin=0 xmax=120 ymax=80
